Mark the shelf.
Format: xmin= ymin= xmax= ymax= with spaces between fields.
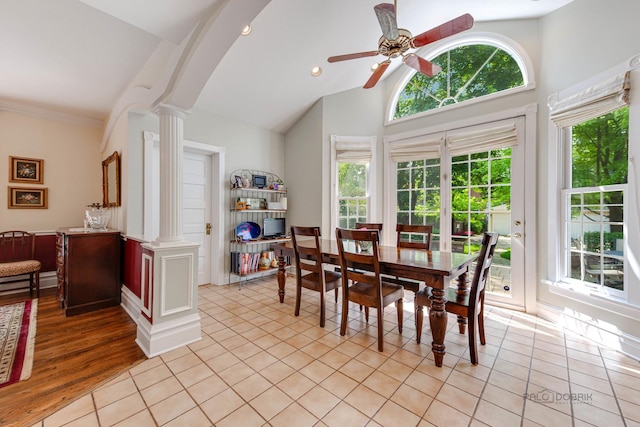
xmin=231 ymin=237 xmax=291 ymax=246
xmin=231 ymin=187 xmax=287 ymax=194
xmin=229 ymin=169 xmax=288 ymax=286
xmin=231 ymin=209 xmax=287 ymax=213
xmin=230 ymin=266 xmax=287 ymax=279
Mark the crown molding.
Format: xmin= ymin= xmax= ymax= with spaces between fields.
xmin=0 ymin=99 xmax=104 ymax=129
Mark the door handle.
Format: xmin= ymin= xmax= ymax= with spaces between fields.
xmin=206 ymin=223 xmax=212 ymax=235
xmin=514 ymin=232 xmax=522 ymax=238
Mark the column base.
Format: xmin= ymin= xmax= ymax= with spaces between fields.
xmin=136 ymin=313 xmax=201 ymax=358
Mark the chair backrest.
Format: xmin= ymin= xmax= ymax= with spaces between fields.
xmin=354 ymin=223 xmax=382 ymax=251
xmin=396 ymin=224 xmax=433 ymax=250
xmin=335 ymin=228 xmax=383 ymax=307
xmin=355 ymin=223 xmax=383 ymax=231
xmin=468 ymin=232 xmax=500 ymax=314
xmin=0 ymin=231 xmax=36 ymax=263
xmin=290 ymin=226 xmax=323 ymax=277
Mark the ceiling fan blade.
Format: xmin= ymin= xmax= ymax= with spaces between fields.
xmin=327 ymin=50 xmax=380 ymax=63
xmin=403 ymin=54 xmax=442 ymax=77
xmin=374 ymin=3 xmax=399 ymax=41
xmin=411 ymin=13 xmax=474 ymax=48
xmin=364 ymin=60 xmax=391 ymax=89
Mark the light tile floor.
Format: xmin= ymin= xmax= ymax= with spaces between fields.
xmin=34 ymin=276 xmax=640 ymax=427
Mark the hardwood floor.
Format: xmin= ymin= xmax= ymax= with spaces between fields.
xmin=0 ymin=287 xmax=146 ymax=427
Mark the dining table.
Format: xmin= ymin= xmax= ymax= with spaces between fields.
xmin=270 ymin=238 xmax=477 ymax=367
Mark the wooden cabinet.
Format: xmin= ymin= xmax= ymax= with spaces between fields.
xmin=56 ymin=228 xmax=121 ymax=316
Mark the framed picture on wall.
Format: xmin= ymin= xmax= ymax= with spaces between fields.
xmin=9 ymin=156 xmax=44 ymax=184
xmin=8 ymin=187 xmax=48 ymax=209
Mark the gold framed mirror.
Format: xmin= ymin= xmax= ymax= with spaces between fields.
xmin=102 ymin=151 xmax=121 ymax=207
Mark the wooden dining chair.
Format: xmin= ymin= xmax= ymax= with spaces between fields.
xmin=335 ymin=228 xmax=404 ymax=352
xmin=290 ymin=226 xmax=341 ymax=328
xmin=396 ymin=223 xmax=432 ymax=250
xmin=384 ymin=224 xmax=433 ymax=295
xmin=414 ymin=232 xmax=499 ymax=364
xmin=0 ymin=231 xmax=41 ymax=298
xmin=354 ymin=222 xmax=383 ymax=231
xmin=336 ymin=223 xmax=383 ymax=269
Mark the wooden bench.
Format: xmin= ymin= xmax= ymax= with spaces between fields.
xmin=0 ymin=231 xmax=40 ymax=298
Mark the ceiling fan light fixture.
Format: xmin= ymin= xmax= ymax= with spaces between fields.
xmin=311 ymin=66 xmax=322 ymax=76
xmin=326 ymin=3 xmax=474 ymax=89
xmin=241 ymin=24 xmax=252 ymax=36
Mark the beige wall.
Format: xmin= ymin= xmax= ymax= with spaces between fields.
xmin=284 ymin=98 xmax=324 ymax=230
xmin=0 ymin=110 xmax=103 ymax=232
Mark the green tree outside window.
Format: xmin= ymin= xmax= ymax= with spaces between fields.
xmin=395 ymin=45 xmax=524 ymax=119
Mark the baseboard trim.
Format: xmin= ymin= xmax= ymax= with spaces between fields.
xmin=120 ymin=285 xmax=142 ymax=322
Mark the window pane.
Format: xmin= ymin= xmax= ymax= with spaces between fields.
xmin=412 ymin=167 xmax=424 ymax=189
xmin=491 ymin=147 xmax=512 ymax=158
xmin=490 ymin=157 xmax=511 ymax=184
xmin=338 ymin=163 xmax=366 ymax=197
xmin=571 ymin=108 xmax=628 ymax=188
xmin=471 ymin=151 xmax=488 ymax=160
xmin=564 ymin=187 xmax=625 ymax=292
xmin=339 ymin=200 xmax=346 ymax=216
xmin=569 ymin=251 xmax=582 ymax=280
xmin=394 ymin=44 xmax=525 ymax=119
xmin=490 ymin=186 xmax=510 ymax=209
xmin=397 ymin=190 xmax=410 ymax=211
xmin=397 ymin=169 xmax=410 ymax=190
xmin=451 ymin=162 xmax=468 ymax=186
xmin=424 ymin=166 xmax=440 ymax=188
xmin=397 ymin=158 xmax=441 ymax=249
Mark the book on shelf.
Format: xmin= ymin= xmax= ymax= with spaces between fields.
xmin=231 ymin=251 xmax=290 ymax=275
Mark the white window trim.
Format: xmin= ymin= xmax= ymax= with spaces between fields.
xmin=386 ymin=32 xmax=536 ymax=126
xmin=330 ymin=135 xmax=377 ymax=238
xmin=546 ymin=53 xmax=640 ymax=305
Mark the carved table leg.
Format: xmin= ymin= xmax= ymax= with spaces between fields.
xmin=429 ymin=287 xmax=448 ymax=367
xmin=277 ymin=254 xmax=286 ymax=303
xmin=456 ymin=270 xmax=470 ymax=334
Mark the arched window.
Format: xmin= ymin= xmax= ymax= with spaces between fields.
xmin=390 ymin=34 xmax=533 ymax=121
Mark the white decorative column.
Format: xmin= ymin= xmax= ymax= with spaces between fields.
xmin=156 ymin=105 xmax=185 ymax=244
xmin=137 ymin=104 xmax=202 ymax=357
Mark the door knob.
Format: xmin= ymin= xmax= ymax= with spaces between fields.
xmin=206 ymin=223 xmax=212 ymax=235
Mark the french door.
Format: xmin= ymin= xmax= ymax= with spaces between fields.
xmin=393 ymin=117 xmax=526 ymax=309
xmin=446 ymin=120 xmax=525 ymax=308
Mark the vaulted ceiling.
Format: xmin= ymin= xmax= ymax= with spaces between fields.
xmin=0 ymin=0 xmax=573 ymax=134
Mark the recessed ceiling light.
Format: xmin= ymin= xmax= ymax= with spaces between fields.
xmin=241 ymin=24 xmax=252 ymax=36
xmin=311 ymin=66 xmax=322 ymax=76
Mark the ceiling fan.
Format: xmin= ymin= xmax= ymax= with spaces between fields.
xmin=327 ymin=2 xmax=474 ymax=89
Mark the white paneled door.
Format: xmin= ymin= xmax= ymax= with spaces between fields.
xmin=183 ymin=151 xmax=211 ymax=285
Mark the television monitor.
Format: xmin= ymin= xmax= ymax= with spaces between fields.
xmin=263 ymin=217 xmax=286 ymax=239
xmin=252 ymin=174 xmax=267 ymax=188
